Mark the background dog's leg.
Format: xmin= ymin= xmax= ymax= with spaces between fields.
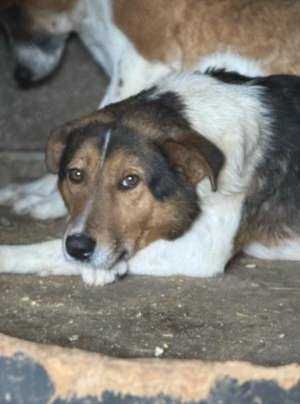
xmin=0 ymin=239 xmax=122 ymax=286
xmin=12 ymin=190 xmax=67 ymax=220
xmin=0 ymin=174 xmax=67 ymax=219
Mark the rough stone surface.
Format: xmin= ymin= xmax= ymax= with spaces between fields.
xmin=0 ymin=31 xmax=299 ymax=367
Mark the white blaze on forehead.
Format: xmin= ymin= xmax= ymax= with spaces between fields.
xmin=100 ymin=129 xmax=111 ymax=169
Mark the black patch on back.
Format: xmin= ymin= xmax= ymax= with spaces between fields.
xmin=204 ymin=67 xmax=255 ymax=84
xmin=156 ymin=91 xmax=187 ymax=117
xmin=240 ymin=74 xmax=300 ymax=238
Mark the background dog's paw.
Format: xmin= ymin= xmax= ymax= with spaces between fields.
xmin=80 ymin=267 xmax=117 ymax=286
xmin=0 ymin=174 xmax=66 ymax=220
xmin=0 ymin=184 xmax=22 ymax=205
xmin=13 ymin=191 xmax=67 ymax=220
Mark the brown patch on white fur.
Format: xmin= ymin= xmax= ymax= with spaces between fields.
xmin=114 ymin=0 xmax=300 ymax=74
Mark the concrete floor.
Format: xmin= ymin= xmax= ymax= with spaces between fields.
xmin=0 ymin=33 xmax=299 ymax=366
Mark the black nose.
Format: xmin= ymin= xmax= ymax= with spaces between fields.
xmin=66 ymin=234 xmax=96 ymax=261
xmin=14 ymin=64 xmax=33 ymax=88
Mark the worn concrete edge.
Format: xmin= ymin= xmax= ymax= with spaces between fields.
xmin=0 ymin=332 xmax=299 ymax=403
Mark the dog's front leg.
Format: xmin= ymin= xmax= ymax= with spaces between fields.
xmin=0 ymin=239 xmax=79 ymax=276
xmin=0 ymin=240 xmax=119 ymax=286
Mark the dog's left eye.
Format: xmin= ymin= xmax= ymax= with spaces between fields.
xmin=67 ymin=168 xmax=84 ymax=184
xmin=119 ymin=174 xmax=140 ymax=190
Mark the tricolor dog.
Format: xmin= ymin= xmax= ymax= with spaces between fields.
xmin=0 ymin=63 xmax=300 ymax=285
xmin=0 ymin=0 xmax=300 ymax=219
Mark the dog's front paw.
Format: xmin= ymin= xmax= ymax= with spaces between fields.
xmin=80 ymin=261 xmax=129 ymax=286
xmin=80 ymin=267 xmax=117 ymax=286
xmin=0 ymin=184 xmax=21 ymax=205
xmin=0 ymin=174 xmax=67 ymax=220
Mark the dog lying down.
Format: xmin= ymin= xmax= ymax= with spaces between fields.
xmin=1 ymin=59 xmax=300 ymax=285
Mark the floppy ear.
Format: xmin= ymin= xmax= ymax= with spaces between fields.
xmin=162 ymin=131 xmax=225 ymax=191
xmin=46 ymin=124 xmax=71 ymax=174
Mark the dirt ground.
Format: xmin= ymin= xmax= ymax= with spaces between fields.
xmin=0 ymin=34 xmax=299 ymax=366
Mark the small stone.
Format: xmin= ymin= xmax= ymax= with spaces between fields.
xmin=245 ymin=263 xmax=257 ymax=268
xmin=154 ymin=346 xmax=164 ymax=357
xmin=4 ymin=392 xmax=11 ymax=401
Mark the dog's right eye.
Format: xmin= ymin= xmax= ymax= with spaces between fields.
xmin=67 ymin=168 xmax=84 ymax=184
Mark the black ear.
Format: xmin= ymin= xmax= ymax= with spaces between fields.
xmin=162 ymin=130 xmax=225 ymax=191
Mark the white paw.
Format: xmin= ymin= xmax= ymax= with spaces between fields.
xmin=0 ymin=174 xmax=66 ymax=220
xmin=80 ymin=267 xmax=116 ymax=286
xmin=80 ymin=261 xmax=128 ymax=286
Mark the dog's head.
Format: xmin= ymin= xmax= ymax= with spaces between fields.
xmin=46 ymin=90 xmax=224 ymax=269
xmin=0 ymin=0 xmax=78 ymax=86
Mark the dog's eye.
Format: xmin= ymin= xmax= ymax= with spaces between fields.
xmin=119 ymin=174 xmax=140 ymax=190
xmin=67 ymin=168 xmax=84 ymax=184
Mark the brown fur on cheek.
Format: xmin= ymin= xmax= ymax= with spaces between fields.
xmin=108 ymin=185 xmax=191 ymax=253
xmin=59 ymin=179 xmax=90 ymax=218
xmin=135 ymin=199 xmax=184 ymax=250
xmin=58 ymin=143 xmax=101 ymax=217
